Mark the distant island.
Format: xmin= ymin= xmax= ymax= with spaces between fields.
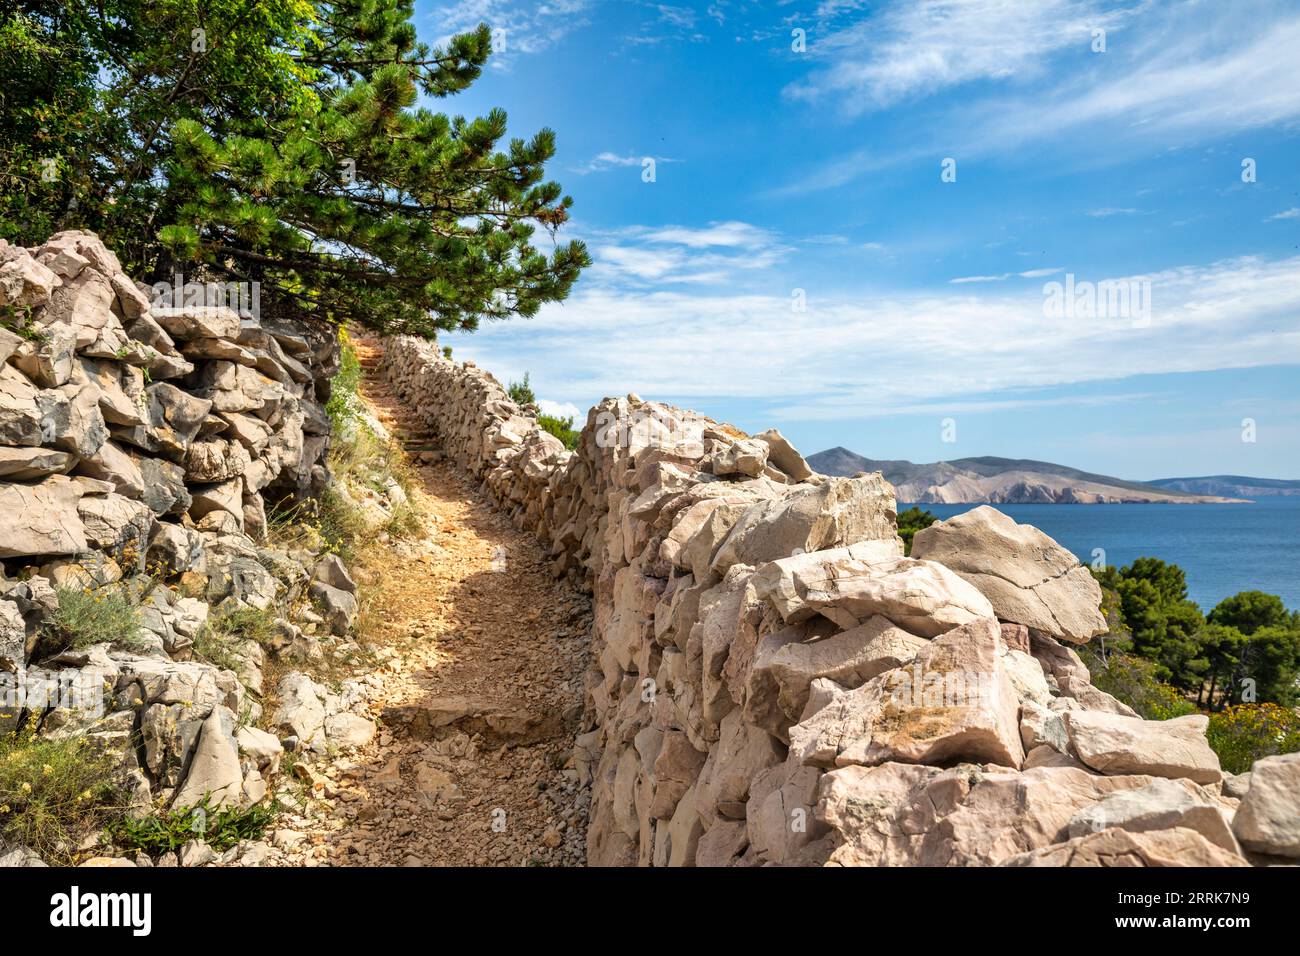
xmin=805 ymin=449 xmax=1278 ymax=504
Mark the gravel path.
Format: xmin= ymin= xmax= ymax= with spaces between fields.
xmin=266 ymin=338 xmax=592 ymax=867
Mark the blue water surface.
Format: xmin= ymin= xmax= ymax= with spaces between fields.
xmin=905 ymin=498 xmax=1300 ymax=613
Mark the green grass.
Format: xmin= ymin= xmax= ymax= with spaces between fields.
xmin=44 ymin=583 xmax=148 ymax=652
xmin=0 ymin=730 xmax=119 ymax=863
xmin=193 ymin=605 xmax=281 ymax=672
xmin=106 ymin=796 xmax=277 ymax=856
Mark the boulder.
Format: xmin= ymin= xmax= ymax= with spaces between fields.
xmin=0 ymin=475 xmax=89 ymax=558
xmin=711 ymin=438 xmax=769 ymax=478
xmin=753 ymin=428 xmax=814 ymax=481
xmin=312 ymin=553 xmax=357 ymax=594
xmin=711 ymin=475 xmax=899 ymax=573
xmin=1231 ymin=752 xmax=1300 ymax=858
xmin=271 ymin=672 xmax=329 ymax=751
xmin=1064 ymin=710 xmax=1221 ymax=784
xmin=77 ymin=493 xmax=154 ymax=554
xmin=152 ymin=305 xmax=241 ymax=341
xmin=75 ymin=440 xmax=145 ymax=497
xmin=172 ymin=706 xmax=243 ymax=809
xmin=757 ymin=614 xmax=928 ymax=723
xmin=1003 ymin=827 xmax=1249 ymax=867
xmin=790 ymin=617 xmax=1024 ymax=770
xmin=911 ymin=506 xmax=1106 ymax=644
xmin=817 ymin=762 xmax=1166 ymax=866
xmin=1067 ymin=778 xmax=1240 ymax=854
xmin=0 ymin=446 xmax=75 ymax=481
xmin=755 ymin=551 xmax=994 ymax=637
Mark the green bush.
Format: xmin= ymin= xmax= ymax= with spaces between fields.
xmin=107 ymin=796 xmax=277 ymax=856
xmin=45 ymin=583 xmax=146 ymax=652
xmin=324 ymin=329 xmax=362 ymax=431
xmin=1207 ymin=704 xmax=1300 ymax=775
xmin=538 ymin=413 xmax=579 ymax=450
xmin=896 ymin=506 xmax=937 ymax=556
xmin=508 ymin=373 xmax=536 ymax=406
xmin=0 ymin=730 xmax=118 ymax=862
xmin=1081 ymin=648 xmax=1198 ymax=720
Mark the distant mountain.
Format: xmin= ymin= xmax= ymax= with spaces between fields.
xmin=806 ymin=448 xmax=1248 ymax=504
xmin=1148 ymin=475 xmax=1300 ymax=498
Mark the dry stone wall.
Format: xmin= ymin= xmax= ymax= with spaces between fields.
xmin=384 ymin=333 xmax=1299 ymax=868
xmin=0 ymin=232 xmax=380 ymax=866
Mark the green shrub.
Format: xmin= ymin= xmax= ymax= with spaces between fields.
xmin=1082 ymin=648 xmax=1198 ymax=720
xmin=45 ymin=583 xmax=146 ymax=652
xmin=324 ymin=329 xmax=362 ymax=431
xmin=896 ymin=506 xmax=937 ymax=556
xmin=107 ymin=796 xmax=277 ymax=856
xmin=508 ymin=373 xmax=536 ymax=406
xmin=539 ymin=413 xmax=579 ymax=450
xmin=1207 ymin=704 xmax=1300 ymax=774
xmin=0 ymin=730 xmax=118 ymax=862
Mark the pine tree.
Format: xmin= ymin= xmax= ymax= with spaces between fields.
xmin=0 ymin=1 xmax=589 ymax=335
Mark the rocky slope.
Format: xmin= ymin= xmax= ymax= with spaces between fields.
xmin=0 ymin=232 xmax=387 ymax=866
xmin=809 ymin=448 xmax=1245 ymax=504
xmin=381 ymin=336 xmax=1300 ymax=866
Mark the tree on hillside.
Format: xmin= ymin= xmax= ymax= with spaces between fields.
xmin=896 ymin=506 xmax=936 ymax=555
xmin=1208 ymin=590 xmax=1290 ymax=635
xmin=1095 ymin=558 xmax=1206 ymax=688
xmin=0 ymin=1 xmax=588 ymax=335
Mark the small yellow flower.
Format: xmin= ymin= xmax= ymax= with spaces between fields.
xmin=0 ymin=805 xmax=10 ymax=814
xmin=42 ymin=764 xmax=53 ymax=775
xmin=20 ymin=782 xmax=32 ymax=793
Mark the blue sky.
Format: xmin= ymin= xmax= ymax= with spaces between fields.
xmin=416 ymin=0 xmax=1300 ymax=481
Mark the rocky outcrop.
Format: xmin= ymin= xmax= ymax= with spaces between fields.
xmin=0 ymin=232 xmax=364 ymax=865
xmin=0 ymin=231 xmax=336 ymax=566
xmin=912 ymin=506 xmax=1107 ymax=643
xmin=381 ymin=334 xmax=1289 ymax=868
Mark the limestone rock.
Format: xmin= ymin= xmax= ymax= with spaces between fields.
xmin=711 ymin=475 xmax=900 ymax=573
xmin=1068 ymin=778 xmax=1240 ymax=854
xmin=753 ymin=428 xmax=814 ymax=481
xmin=1232 ymin=752 xmax=1300 ymax=858
xmin=790 ymin=617 xmax=1024 ymax=770
xmin=1003 ymin=827 xmax=1248 ymax=867
xmin=755 ymin=551 xmax=994 ymax=637
xmin=1064 ymin=710 xmax=1221 ymax=784
xmin=911 ymin=505 xmax=1106 ymax=644
xmin=172 ymin=706 xmax=243 ymax=809
xmin=0 ymin=475 xmax=89 ymax=558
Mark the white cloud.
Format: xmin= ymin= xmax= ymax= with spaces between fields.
xmin=582 ymin=220 xmax=793 ymax=285
xmin=446 ymin=252 xmax=1300 ymax=422
xmin=1267 ymin=208 xmax=1300 ymax=221
xmin=432 ymin=0 xmax=592 ymax=67
xmin=776 ymin=1 xmax=1300 ymax=185
xmin=537 ymin=398 xmax=582 ymax=420
xmin=785 ymin=0 xmax=1128 ymax=112
xmin=570 ymin=152 xmax=679 ymax=175
xmin=1087 ymin=208 xmax=1140 ymax=218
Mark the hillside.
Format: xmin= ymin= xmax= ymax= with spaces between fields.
xmin=807 ymin=448 xmax=1247 ymax=504
xmin=1150 ymin=475 xmax=1300 ymax=497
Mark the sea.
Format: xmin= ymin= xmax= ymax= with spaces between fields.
xmin=904 ymin=497 xmax=1300 ymax=614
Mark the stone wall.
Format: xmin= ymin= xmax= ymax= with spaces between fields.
xmin=383 ymin=333 xmax=1295 ymax=867
xmin=1 ymin=230 xmax=336 ymax=563
xmin=1 ymin=232 xmax=379 ymax=865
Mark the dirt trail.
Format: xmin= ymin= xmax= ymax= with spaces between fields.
xmin=271 ymin=338 xmax=592 ymax=867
